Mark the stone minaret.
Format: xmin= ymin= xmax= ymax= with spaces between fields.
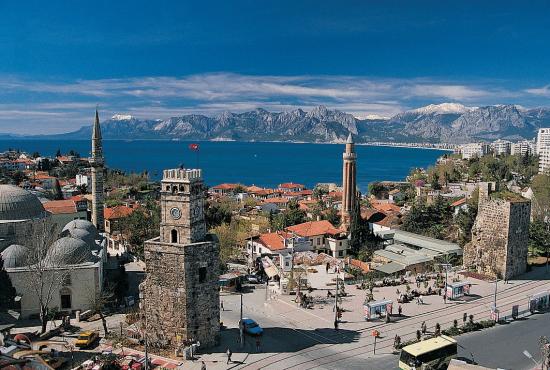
xmin=341 ymin=133 xmax=357 ymax=230
xmin=90 ymin=109 xmax=105 ymax=232
xmin=140 ymin=168 xmax=220 ymax=348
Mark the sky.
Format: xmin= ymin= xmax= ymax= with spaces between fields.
xmin=1 ymin=0 xmax=550 ymax=134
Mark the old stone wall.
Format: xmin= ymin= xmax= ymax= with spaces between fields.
xmin=463 ymin=198 xmax=530 ymax=279
xmin=141 ymin=237 xmax=220 ymax=349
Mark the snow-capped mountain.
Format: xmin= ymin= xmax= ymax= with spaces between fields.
xmin=49 ymin=104 xmax=550 ymax=144
xmin=407 ymin=103 xmax=476 ymax=115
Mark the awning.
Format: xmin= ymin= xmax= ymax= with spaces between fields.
xmin=373 ymin=262 xmax=405 ymax=275
xmin=264 ymin=265 xmax=279 ymax=278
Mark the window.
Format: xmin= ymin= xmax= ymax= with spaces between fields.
xmin=60 ymin=293 xmax=71 ymax=309
xmin=317 ymin=238 xmax=321 ymax=246
xmin=199 ymin=267 xmax=207 ymax=283
xmin=338 ymin=251 xmax=344 ymax=257
xmin=62 ymin=274 xmax=71 ymax=286
xmin=171 ymin=229 xmax=178 ymax=243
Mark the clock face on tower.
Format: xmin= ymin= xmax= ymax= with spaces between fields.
xmin=170 ymin=207 xmax=182 ymax=220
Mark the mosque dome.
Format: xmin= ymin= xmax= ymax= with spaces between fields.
xmin=62 ymin=219 xmax=99 ymax=239
xmin=44 ymin=237 xmax=93 ymax=266
xmin=62 ymin=227 xmax=96 ymax=248
xmin=0 ymin=185 xmax=46 ymax=221
xmin=1 ymin=244 xmax=29 ymax=268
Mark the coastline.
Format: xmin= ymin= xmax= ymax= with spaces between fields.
xmin=0 ymin=137 xmax=456 ymax=152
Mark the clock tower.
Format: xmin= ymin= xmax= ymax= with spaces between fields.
xmin=159 ymin=168 xmax=206 ymax=244
xmin=140 ymin=167 xmax=220 ymax=349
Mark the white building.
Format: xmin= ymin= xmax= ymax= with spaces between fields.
xmin=461 ymin=143 xmax=490 ymax=160
xmin=536 ymin=128 xmax=550 ymax=155
xmin=511 ymin=140 xmax=534 ymax=156
xmin=246 ymin=231 xmax=311 ymax=272
xmin=539 ymin=148 xmax=550 ymax=174
xmin=492 ymin=139 xmax=511 ymax=156
xmin=76 ymin=173 xmax=90 ymax=187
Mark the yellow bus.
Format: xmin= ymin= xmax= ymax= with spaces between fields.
xmin=399 ymin=335 xmax=457 ymax=370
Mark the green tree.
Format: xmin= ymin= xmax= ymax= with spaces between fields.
xmin=348 ymin=195 xmax=371 ymax=256
xmin=323 ymin=206 xmax=340 ymax=226
xmin=368 ymin=182 xmax=386 ymax=198
xmin=205 ymin=201 xmax=232 ymax=229
xmin=402 ymin=196 xmax=453 ymax=239
xmin=312 ymin=185 xmax=328 ymax=200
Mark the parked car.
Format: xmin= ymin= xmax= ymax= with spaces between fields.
xmin=246 ymin=275 xmax=261 ymax=284
xmin=75 ymin=331 xmax=99 ymax=348
xmin=240 ymin=318 xmax=263 ymax=336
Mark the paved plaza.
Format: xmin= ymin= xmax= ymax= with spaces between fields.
xmin=8 ymin=266 xmax=550 ymax=369
xmin=195 ymin=265 xmax=550 ymax=369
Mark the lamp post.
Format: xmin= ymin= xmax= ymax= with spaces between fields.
xmin=239 ymin=293 xmax=244 ymax=348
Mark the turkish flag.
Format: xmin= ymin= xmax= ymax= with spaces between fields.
xmin=189 ymin=143 xmax=199 ymax=151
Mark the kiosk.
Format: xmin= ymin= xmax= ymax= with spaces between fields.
xmin=446 ymin=282 xmax=471 ymax=300
xmin=364 ymin=299 xmax=393 ymax=321
xmin=529 ymin=291 xmax=550 ymax=313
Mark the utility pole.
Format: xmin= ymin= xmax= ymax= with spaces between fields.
xmin=240 ymin=293 xmax=244 ymax=348
xmin=334 ymin=266 xmax=339 ymax=330
xmin=144 ymin=304 xmax=149 ymax=370
xmin=493 ymin=277 xmax=498 ymax=314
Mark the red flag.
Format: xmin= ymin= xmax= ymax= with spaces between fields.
xmin=189 ymin=143 xmax=199 ymax=151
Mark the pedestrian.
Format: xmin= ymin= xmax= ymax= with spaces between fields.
xmin=256 ymin=337 xmax=261 ymax=352
xmin=221 ymin=300 xmax=224 ymax=311
xmin=398 ymin=305 xmax=402 ymax=316
xmin=419 ymin=295 xmax=423 ymax=305
xmin=443 ymin=294 xmax=447 ymax=304
xmin=226 ymin=348 xmax=232 ymax=364
xmin=201 ymin=361 xmax=207 ymax=370
xmin=421 ymin=321 xmax=427 ymax=334
xmin=334 ymin=319 xmax=339 ymax=330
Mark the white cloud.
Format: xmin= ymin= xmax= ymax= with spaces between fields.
xmin=525 ymin=85 xmax=550 ymax=97
xmin=0 ymin=73 xmax=545 ymax=134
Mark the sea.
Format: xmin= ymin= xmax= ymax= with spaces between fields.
xmin=0 ymin=140 xmax=448 ymax=192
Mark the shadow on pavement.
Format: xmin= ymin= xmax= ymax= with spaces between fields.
xmin=201 ymin=326 xmax=360 ymax=355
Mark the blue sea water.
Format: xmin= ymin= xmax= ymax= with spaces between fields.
xmin=0 ymin=140 xmax=447 ymax=192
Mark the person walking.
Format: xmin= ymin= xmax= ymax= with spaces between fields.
xmin=256 ymin=337 xmax=261 ymax=352
xmin=421 ymin=321 xmax=427 ymax=335
xmin=226 ymin=348 xmax=232 ymax=364
xmin=201 ymin=361 xmax=207 ymax=370
xmin=398 ymin=305 xmax=402 ymax=316
xmin=221 ymin=300 xmax=224 ymax=311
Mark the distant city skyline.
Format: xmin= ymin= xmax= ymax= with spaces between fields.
xmin=2 ymin=1 xmax=550 ymax=134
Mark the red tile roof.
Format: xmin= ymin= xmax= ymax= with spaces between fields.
xmin=212 ymin=183 xmax=240 ymax=190
xmin=263 ymin=197 xmax=288 ymax=204
xmin=246 ymin=185 xmax=264 ymax=192
xmin=104 ymin=205 xmax=138 ymax=220
xmin=279 ymin=182 xmax=305 ymax=189
xmin=451 ymin=198 xmax=467 ymax=207
xmin=371 ymin=200 xmax=402 ymax=214
xmin=43 ymin=200 xmax=77 ymax=214
xmin=258 ymin=231 xmax=291 ymax=251
xmin=287 ymin=220 xmax=341 ymax=237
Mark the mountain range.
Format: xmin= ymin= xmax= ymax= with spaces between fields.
xmin=34 ymin=103 xmax=550 ymax=144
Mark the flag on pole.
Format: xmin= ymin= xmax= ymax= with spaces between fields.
xmin=189 ymin=143 xmax=199 ymax=151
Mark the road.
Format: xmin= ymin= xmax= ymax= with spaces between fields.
xmin=457 ymin=312 xmax=550 ymax=369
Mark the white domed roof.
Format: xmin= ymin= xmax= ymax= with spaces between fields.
xmin=44 ymin=237 xmax=93 ymax=266
xmin=62 ymin=219 xmax=99 ymax=239
xmin=62 ymin=227 xmax=96 ymax=247
xmin=0 ymin=185 xmax=47 ymax=221
xmin=1 ymin=244 xmax=29 ymax=268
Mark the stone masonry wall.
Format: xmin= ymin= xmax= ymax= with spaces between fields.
xmin=141 ymin=237 xmax=220 ymax=348
xmin=463 ymin=199 xmax=530 ymax=279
